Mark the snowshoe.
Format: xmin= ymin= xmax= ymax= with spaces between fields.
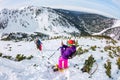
xmin=52 ymin=64 xmax=59 ymax=72
xmin=53 ymin=67 xmax=59 ymax=72
xmin=52 ymin=64 xmax=68 ymax=72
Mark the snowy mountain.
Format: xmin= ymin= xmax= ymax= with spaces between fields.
xmin=93 ymin=20 xmax=120 ymax=41
xmin=0 ymin=6 xmax=116 ymax=41
xmin=0 ymin=36 xmax=120 ymax=80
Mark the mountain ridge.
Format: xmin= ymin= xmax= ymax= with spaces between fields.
xmin=0 ymin=6 xmax=117 ymax=40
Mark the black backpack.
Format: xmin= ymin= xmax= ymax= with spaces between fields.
xmin=68 ymin=46 xmax=80 ymax=59
xmin=68 ymin=51 xmax=77 ymax=59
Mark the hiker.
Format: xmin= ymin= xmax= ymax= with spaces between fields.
xmin=35 ymin=38 xmax=42 ymax=51
xmin=54 ymin=40 xmax=76 ymax=71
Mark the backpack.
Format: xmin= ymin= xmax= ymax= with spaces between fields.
xmin=36 ymin=39 xmax=42 ymax=49
xmin=68 ymin=46 xmax=79 ymax=59
xmin=68 ymin=50 xmax=76 ymax=59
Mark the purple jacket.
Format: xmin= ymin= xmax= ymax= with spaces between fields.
xmin=60 ymin=45 xmax=76 ymax=59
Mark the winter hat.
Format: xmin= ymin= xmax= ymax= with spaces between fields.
xmin=67 ymin=40 xmax=75 ymax=46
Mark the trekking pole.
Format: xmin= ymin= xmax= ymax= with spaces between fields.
xmin=48 ymin=47 xmax=60 ymax=60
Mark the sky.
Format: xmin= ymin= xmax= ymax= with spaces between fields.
xmin=0 ymin=0 xmax=120 ymax=19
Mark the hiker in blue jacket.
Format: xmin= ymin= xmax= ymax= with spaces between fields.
xmin=35 ymin=39 xmax=42 ymax=51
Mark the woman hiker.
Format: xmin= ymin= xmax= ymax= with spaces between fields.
xmin=53 ymin=39 xmax=76 ymax=71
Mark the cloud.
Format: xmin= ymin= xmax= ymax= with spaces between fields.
xmin=50 ymin=5 xmax=118 ymax=19
xmin=0 ymin=0 xmax=3 ymax=2
xmin=0 ymin=0 xmax=30 ymax=10
xmin=0 ymin=0 xmax=5 ymax=10
xmin=112 ymin=0 xmax=120 ymax=8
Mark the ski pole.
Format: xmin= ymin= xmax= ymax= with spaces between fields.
xmin=48 ymin=47 xmax=60 ymax=60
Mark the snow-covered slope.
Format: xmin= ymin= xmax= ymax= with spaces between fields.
xmin=0 ymin=6 xmax=79 ymax=37
xmin=93 ymin=20 xmax=120 ymax=40
xmin=93 ymin=20 xmax=120 ymax=35
xmin=0 ymin=37 xmax=120 ymax=80
xmin=0 ymin=6 xmax=115 ymax=38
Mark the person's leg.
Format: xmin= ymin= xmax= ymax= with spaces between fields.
xmin=37 ymin=45 xmax=39 ymax=49
xmin=39 ymin=44 xmax=42 ymax=51
xmin=58 ymin=57 xmax=64 ymax=69
xmin=64 ymin=59 xmax=68 ymax=68
xmin=58 ymin=57 xmax=68 ymax=69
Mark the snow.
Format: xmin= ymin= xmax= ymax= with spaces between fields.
xmin=0 ymin=37 xmax=120 ymax=80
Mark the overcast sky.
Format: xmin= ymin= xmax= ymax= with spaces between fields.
xmin=0 ymin=0 xmax=120 ymax=19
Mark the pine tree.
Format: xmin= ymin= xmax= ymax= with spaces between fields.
xmin=81 ymin=55 xmax=96 ymax=73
